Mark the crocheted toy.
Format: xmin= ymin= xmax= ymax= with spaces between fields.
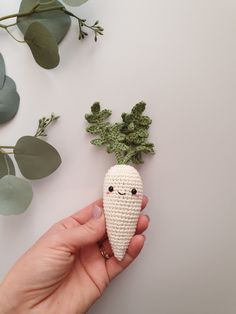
xmin=85 ymin=102 xmax=155 ymax=261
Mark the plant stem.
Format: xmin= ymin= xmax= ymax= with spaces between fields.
xmin=0 ymin=3 xmax=65 ymax=27
xmin=0 ymin=152 xmax=14 ymax=155
xmin=0 ymin=4 xmax=40 ymax=23
xmin=35 ymin=5 xmax=65 ymax=13
xmin=0 ymin=22 xmax=17 ymax=29
xmin=5 ymin=28 xmax=25 ymax=43
xmin=0 ymin=146 xmax=14 ymax=149
xmin=115 ymin=151 xmax=124 ymax=164
xmin=62 ymin=9 xmax=103 ymax=40
xmin=3 ymin=155 xmax=10 ymax=175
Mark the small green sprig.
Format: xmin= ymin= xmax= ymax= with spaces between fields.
xmin=34 ymin=113 xmax=60 ymax=137
xmin=79 ymin=19 xmax=104 ymax=42
xmin=85 ymin=102 xmax=155 ymax=165
xmin=0 ymin=113 xmax=61 ymax=215
xmin=62 ymin=9 xmax=104 ymax=41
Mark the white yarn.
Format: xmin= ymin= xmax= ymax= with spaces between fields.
xmin=103 ymin=165 xmax=143 ymax=261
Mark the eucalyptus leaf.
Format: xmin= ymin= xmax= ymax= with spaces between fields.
xmin=24 ymin=22 xmax=60 ymax=69
xmin=0 ymin=153 xmax=15 ymax=178
xmin=0 ymin=88 xmax=20 ymax=124
xmin=63 ymin=0 xmax=88 ymax=7
xmin=14 ymin=136 xmax=61 ymax=179
xmin=17 ymin=0 xmax=71 ymax=44
xmin=3 ymin=76 xmax=17 ymax=91
xmin=0 ymin=175 xmax=33 ymax=215
xmin=0 ymin=53 xmax=5 ymax=89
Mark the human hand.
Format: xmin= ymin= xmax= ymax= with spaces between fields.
xmin=0 ymin=197 xmax=149 ymax=314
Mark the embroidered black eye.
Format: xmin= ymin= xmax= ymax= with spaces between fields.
xmin=131 ymin=188 xmax=137 ymax=195
xmin=108 ymin=186 xmax=114 ymax=192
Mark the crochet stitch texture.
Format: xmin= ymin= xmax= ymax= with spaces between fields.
xmin=103 ymin=165 xmax=143 ymax=260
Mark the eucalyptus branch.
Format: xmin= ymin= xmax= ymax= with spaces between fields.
xmin=0 ymin=2 xmax=103 ymax=69
xmin=0 ymin=151 xmax=14 ymax=155
xmin=34 ymin=113 xmax=60 ymax=137
xmin=0 ymin=3 xmax=41 ymax=24
xmin=0 ymin=3 xmax=64 ymax=32
xmin=0 ymin=146 xmax=15 ymax=149
xmin=63 ymin=9 xmax=104 ymax=41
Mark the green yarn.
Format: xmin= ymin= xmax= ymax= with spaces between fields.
xmin=85 ymin=101 xmax=155 ymax=165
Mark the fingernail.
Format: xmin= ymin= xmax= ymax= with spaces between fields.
xmin=93 ymin=205 xmax=102 ymax=219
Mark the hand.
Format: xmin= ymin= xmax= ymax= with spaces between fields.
xmin=0 ymin=197 xmax=149 ymax=314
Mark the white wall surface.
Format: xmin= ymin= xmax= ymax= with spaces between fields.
xmin=0 ymin=1 xmax=236 ymax=313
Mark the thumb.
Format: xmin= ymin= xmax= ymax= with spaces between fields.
xmin=60 ymin=205 xmax=105 ymax=252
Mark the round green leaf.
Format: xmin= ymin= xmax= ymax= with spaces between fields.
xmin=17 ymin=0 xmax=71 ymax=44
xmin=0 ymin=53 xmax=5 ymax=89
xmin=3 ymin=76 xmax=17 ymax=91
xmin=63 ymin=0 xmax=88 ymax=7
xmin=0 ymin=153 xmax=15 ymax=179
xmin=0 ymin=87 xmax=20 ymax=124
xmin=24 ymin=22 xmax=60 ymax=69
xmin=14 ymin=136 xmax=62 ymax=180
xmin=0 ymin=175 xmax=33 ymax=215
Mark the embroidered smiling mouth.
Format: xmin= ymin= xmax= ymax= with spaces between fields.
xmin=118 ymin=191 xmax=126 ymax=195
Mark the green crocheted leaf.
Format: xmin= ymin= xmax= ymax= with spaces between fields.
xmin=85 ymin=109 xmax=111 ymax=124
xmin=91 ymin=138 xmax=105 ymax=146
xmin=139 ymin=116 xmax=152 ymax=126
xmin=91 ymin=102 xmax=100 ymax=114
xmin=99 ymin=109 xmax=112 ymax=121
xmin=106 ymin=143 xmax=128 ymax=154
xmin=121 ymin=113 xmax=133 ymax=124
xmin=117 ymin=134 xmax=126 ymax=141
xmin=131 ymin=101 xmax=146 ymax=116
xmin=126 ymin=132 xmax=144 ymax=144
xmin=132 ymin=152 xmax=144 ymax=164
xmin=86 ymin=124 xmax=100 ymax=134
xmin=86 ymin=123 xmax=110 ymax=134
xmin=128 ymin=122 xmax=135 ymax=131
xmin=85 ymin=101 xmax=155 ymax=165
xmin=115 ymin=143 xmax=129 ymax=152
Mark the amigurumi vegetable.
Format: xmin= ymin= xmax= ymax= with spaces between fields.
xmin=85 ymin=101 xmax=155 ymax=261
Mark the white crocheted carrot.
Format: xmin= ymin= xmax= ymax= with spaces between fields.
xmin=103 ymin=165 xmax=143 ymax=260
xmin=85 ymin=101 xmax=154 ymax=260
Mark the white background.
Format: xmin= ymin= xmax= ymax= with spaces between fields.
xmin=1 ymin=0 xmax=236 ymax=313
